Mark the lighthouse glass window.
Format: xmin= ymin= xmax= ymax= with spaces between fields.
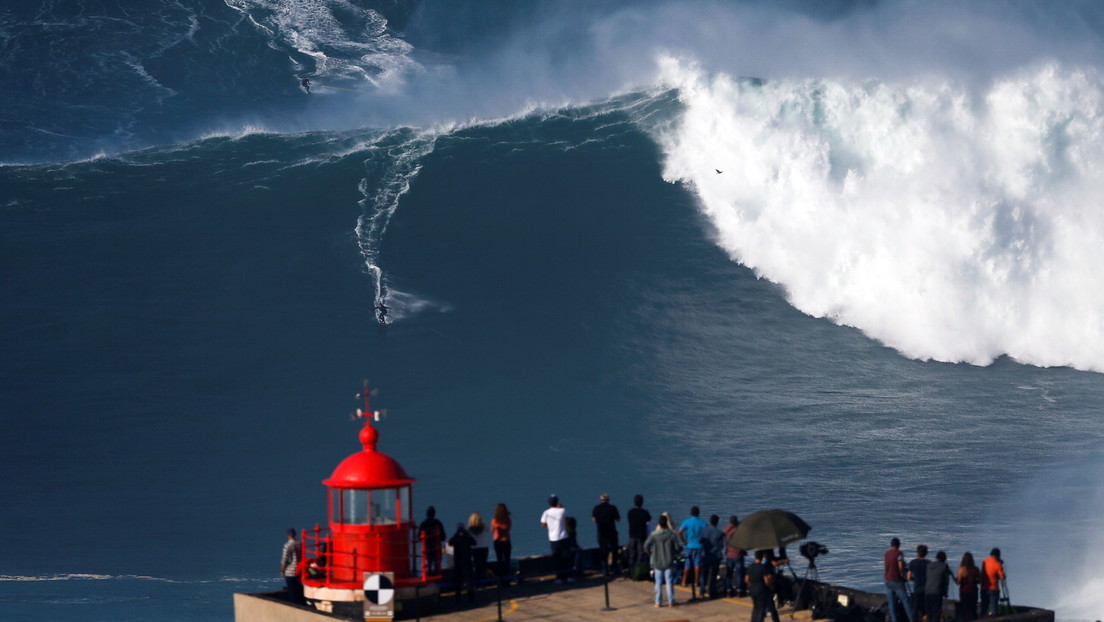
xmin=370 ymin=488 xmax=398 ymax=526
xmin=339 ymin=489 xmax=369 ymax=525
xmin=336 ymin=487 xmax=408 ymax=525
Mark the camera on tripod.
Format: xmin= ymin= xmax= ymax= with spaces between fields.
xmin=799 ymin=540 xmax=829 ymax=561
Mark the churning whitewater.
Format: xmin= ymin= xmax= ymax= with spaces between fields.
xmin=653 ymin=58 xmax=1104 ymax=372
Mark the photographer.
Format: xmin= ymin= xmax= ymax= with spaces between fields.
xmin=981 ymin=548 xmax=1005 ymax=616
xmin=747 ymin=549 xmax=777 ymax=622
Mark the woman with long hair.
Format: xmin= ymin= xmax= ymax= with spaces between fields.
xmin=956 ymin=551 xmax=980 ymax=621
xmin=492 ymin=503 xmax=513 ymax=586
xmin=492 ymin=503 xmax=512 ymax=587
xmin=468 ymin=512 xmax=489 ymax=587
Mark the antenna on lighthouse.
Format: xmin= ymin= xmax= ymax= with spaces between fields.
xmin=352 ymin=379 xmax=387 ymax=422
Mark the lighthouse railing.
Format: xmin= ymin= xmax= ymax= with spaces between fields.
xmin=301 ymin=524 xmax=436 ymax=589
xmin=415 ymin=528 xmax=444 ymax=582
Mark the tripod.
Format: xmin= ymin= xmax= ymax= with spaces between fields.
xmin=794 ymin=558 xmax=820 ymax=611
xmin=998 ymin=578 xmax=1012 ymax=615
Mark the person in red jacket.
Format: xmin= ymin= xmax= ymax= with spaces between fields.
xmin=981 ymin=548 xmax=1006 ymax=616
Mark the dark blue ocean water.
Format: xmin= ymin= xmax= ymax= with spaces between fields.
xmin=6 ymin=2 xmax=1104 ymax=621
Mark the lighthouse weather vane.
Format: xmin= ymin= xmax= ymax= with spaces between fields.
xmin=353 ymin=379 xmax=387 ymax=422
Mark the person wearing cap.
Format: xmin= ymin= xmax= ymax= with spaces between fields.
xmin=280 ymin=528 xmax=304 ymax=604
xmin=540 ymin=494 xmax=569 ymax=582
xmin=592 ymin=493 xmax=622 ymax=574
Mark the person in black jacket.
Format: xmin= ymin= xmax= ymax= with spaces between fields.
xmin=747 ymin=549 xmax=776 ymax=622
xmin=924 ymin=550 xmax=954 ymax=622
xmin=418 ymin=506 xmax=446 ymax=575
xmin=449 ymin=523 xmax=476 ymax=603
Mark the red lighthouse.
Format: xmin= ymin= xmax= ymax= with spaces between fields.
xmin=300 ymin=383 xmax=439 ymax=617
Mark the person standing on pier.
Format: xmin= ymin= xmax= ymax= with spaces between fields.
xmin=956 ymin=552 xmax=980 ymax=621
xmin=592 ymin=493 xmax=622 ymax=574
xmin=884 ymin=538 xmax=915 ymax=622
xmin=448 ymin=523 xmax=476 ymax=603
xmin=678 ymin=506 xmax=707 ymax=588
xmin=699 ymin=514 xmax=725 ymax=598
xmin=981 ymin=548 xmax=1006 ymax=617
xmin=540 ymin=494 xmax=569 ymax=583
xmin=644 ymin=514 xmax=680 ymax=607
xmin=907 ymin=545 xmax=930 ymax=622
xmin=418 ymin=506 xmax=446 ymax=575
xmin=747 ymin=549 xmax=775 ymax=622
xmin=492 ymin=503 xmax=513 ymax=587
xmin=626 ymin=494 xmax=652 ymax=578
xmin=468 ymin=512 xmax=490 ymax=585
xmin=924 ymin=550 xmax=953 ymax=622
xmin=724 ymin=515 xmax=747 ymax=597
xmin=280 ymin=528 xmax=304 ymax=605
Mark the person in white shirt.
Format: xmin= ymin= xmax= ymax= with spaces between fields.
xmin=540 ymin=494 xmax=570 ymax=582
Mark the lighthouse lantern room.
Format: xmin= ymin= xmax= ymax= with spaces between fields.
xmin=300 ymin=383 xmax=439 ymax=616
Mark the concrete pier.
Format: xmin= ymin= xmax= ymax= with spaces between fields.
xmin=412 ymin=573 xmax=770 ymax=622
xmin=237 ymin=567 xmax=1054 ymax=622
xmin=238 ymin=574 xmax=764 ymax=622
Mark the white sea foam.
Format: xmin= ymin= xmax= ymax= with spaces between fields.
xmin=120 ymin=52 xmax=177 ymax=99
xmin=195 ymin=124 xmax=275 ymax=141
xmin=224 ymin=0 xmax=417 ymax=89
xmin=650 ymin=56 xmax=1104 ymax=372
xmin=0 ymin=573 xmax=176 ymax=582
xmin=353 ymin=129 xmax=441 ymax=314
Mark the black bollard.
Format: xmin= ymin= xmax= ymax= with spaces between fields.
xmin=601 ymin=555 xmax=616 ymax=611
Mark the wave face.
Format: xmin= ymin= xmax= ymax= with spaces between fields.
xmin=654 ymin=59 xmax=1104 ymax=371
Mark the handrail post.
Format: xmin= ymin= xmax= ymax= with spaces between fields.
xmin=601 ymin=555 xmax=616 ymax=611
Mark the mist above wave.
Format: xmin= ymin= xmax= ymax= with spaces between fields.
xmin=654 ymin=57 xmax=1104 ymax=371
xmin=225 ymin=0 xmax=417 ymax=89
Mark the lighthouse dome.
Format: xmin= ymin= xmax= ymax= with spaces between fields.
xmin=322 ymin=421 xmax=414 ymax=488
xmin=323 ymin=450 xmax=413 ymax=488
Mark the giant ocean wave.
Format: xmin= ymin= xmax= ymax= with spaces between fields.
xmin=650 ymin=58 xmax=1104 ymax=371
xmin=6 ymin=3 xmax=1104 ymax=621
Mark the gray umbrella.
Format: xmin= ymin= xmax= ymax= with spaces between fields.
xmin=726 ymin=509 xmax=811 ymax=552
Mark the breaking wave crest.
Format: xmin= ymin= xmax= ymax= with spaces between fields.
xmin=652 ymin=57 xmax=1104 ymax=372
xmin=224 ymin=0 xmax=417 ymax=89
